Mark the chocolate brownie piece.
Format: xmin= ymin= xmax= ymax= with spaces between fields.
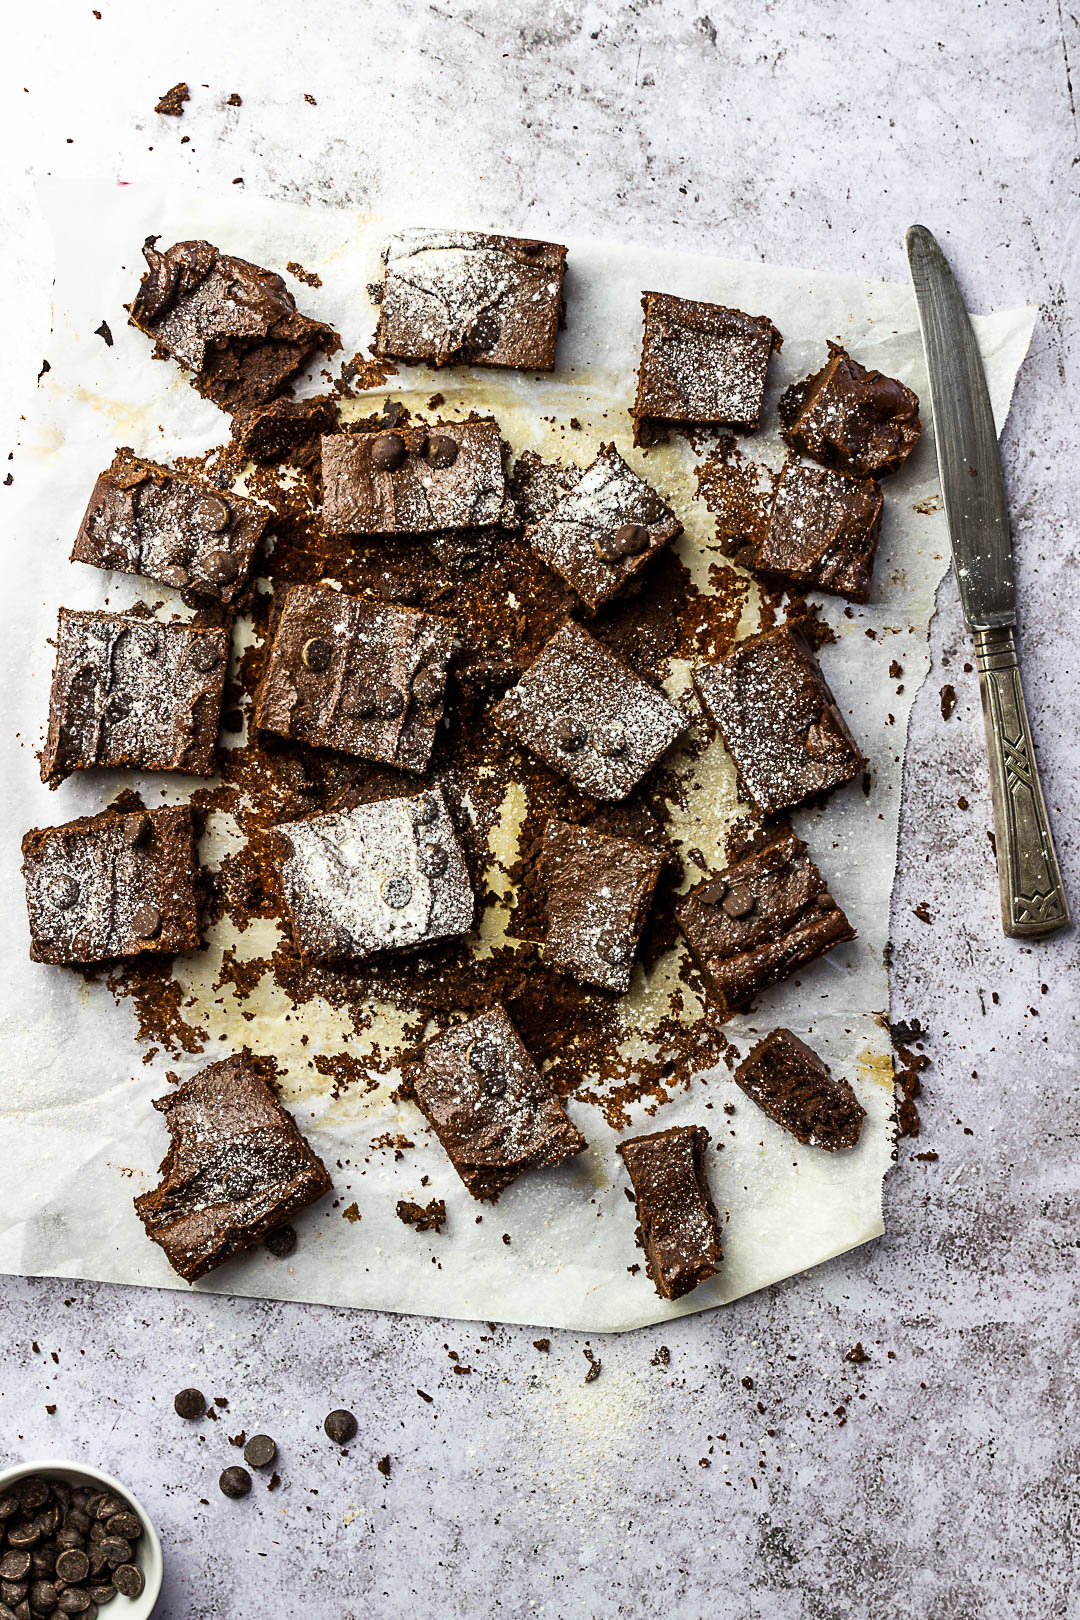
xmin=617 ymin=1125 xmax=722 ymax=1300
xmin=320 ymin=420 xmax=514 ymax=536
xmin=231 ymin=394 xmax=339 ymax=463
xmin=734 ymin=1028 xmax=865 ymax=1150
xmin=507 ymin=449 xmax=584 ymax=523
xmin=778 ymin=342 xmax=922 ymax=477
xmin=692 ymin=624 xmax=865 ymax=815
xmin=494 ymin=621 xmax=687 ymax=801
xmin=22 ymin=804 xmax=199 ymax=965
xmin=41 ymin=610 xmax=229 ymax=788
xmin=526 ymin=443 xmax=683 ymax=613
xmin=406 ymin=1005 xmax=586 ymax=1201
xmin=71 ymin=447 xmax=269 ymax=604
xmin=128 ymin=236 xmax=340 ymax=413
xmin=675 ymin=829 xmax=855 ymax=1015
xmin=254 ymin=584 xmax=454 ymax=774
xmin=276 ymin=785 xmax=473 ymax=962
xmin=541 ymin=820 xmax=664 ymax=993
xmin=134 ymin=1054 xmax=333 ymax=1282
xmin=373 ymin=228 xmax=567 ymax=371
xmin=633 ymin=291 xmax=782 ymax=445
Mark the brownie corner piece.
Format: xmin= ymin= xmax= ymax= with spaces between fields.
xmin=756 ymin=460 xmax=883 ymax=603
xmin=692 ymin=623 xmax=865 ymax=815
xmin=374 ymin=227 xmax=567 ymax=371
xmin=408 ymin=1005 xmax=586 ymax=1201
xmin=778 ymin=343 xmax=922 ymax=477
xmin=618 ymin=1124 xmax=722 ymax=1300
xmin=134 ymin=1054 xmax=333 ymax=1282
xmin=734 ymin=1028 xmax=866 ymax=1150
xmin=541 ymin=820 xmax=663 ymax=992
xmin=633 ymin=291 xmax=782 ymax=444
xmin=231 ymin=393 xmax=340 ymax=464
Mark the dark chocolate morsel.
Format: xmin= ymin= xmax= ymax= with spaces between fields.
xmin=721 ymin=884 xmax=756 ymax=919
xmin=263 ymin=1224 xmax=297 ymax=1257
xmin=158 ymin=565 xmax=190 ymax=588
xmin=614 ymin=522 xmax=650 ymax=557
xmin=593 ymin=531 xmax=625 ymax=563
xmin=301 ymin=637 xmax=333 ymax=673
xmin=243 ymin=1434 xmax=277 ymax=1470
xmin=173 ymin=1387 xmax=207 ymax=1419
xmin=104 ymin=1514 xmax=140 ymax=1543
xmin=426 ymin=434 xmax=459 ymax=469
xmin=696 ymin=880 xmax=727 ymax=907
xmin=131 ymin=903 xmax=162 ymax=938
xmin=28 ymin=1581 xmax=58 ymax=1615
xmin=202 ymin=548 xmax=239 ymax=584
xmin=54 ymin=1550 xmax=89 ymax=1585
xmin=52 ymin=875 xmax=80 ymax=910
xmin=371 ymin=432 xmax=406 ymax=473
xmin=110 ymin=1565 xmax=143 ymax=1600
xmin=466 ymin=1037 xmax=499 ymax=1074
xmin=324 ymin=1408 xmax=358 ymax=1445
xmin=0 ymin=1555 xmax=30 ymax=1584
xmin=421 ymin=845 xmax=449 ymax=877
xmin=218 ymin=1468 xmax=251 ymax=1500
xmin=600 ymin=734 xmax=627 ymax=759
xmin=190 ymin=639 xmax=222 ymax=672
xmin=382 ymin=875 xmax=413 ymax=909
xmin=343 ymin=685 xmax=376 ymax=718
xmin=378 ymin=688 xmax=406 ymax=719
xmin=555 ymin=721 xmax=587 ymax=753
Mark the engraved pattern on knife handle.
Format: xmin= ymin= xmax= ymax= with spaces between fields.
xmin=974 ymin=627 xmax=1070 ymax=937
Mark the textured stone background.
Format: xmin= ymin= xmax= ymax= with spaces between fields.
xmin=2 ymin=3 xmax=1077 ymax=1616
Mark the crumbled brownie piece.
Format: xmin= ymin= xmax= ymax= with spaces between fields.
xmin=155 ymin=82 xmax=189 ymax=116
xmin=632 ymin=291 xmax=782 ymax=445
xmin=275 ymin=785 xmax=473 ymax=962
xmin=254 ymin=584 xmax=454 ymax=774
xmin=41 ymin=610 xmax=229 ymax=788
xmin=508 ymin=448 xmax=583 ymax=524
xmin=71 ymin=447 xmax=269 ymax=604
xmin=373 ymin=229 xmax=567 ymax=371
xmin=778 ymin=342 xmax=922 ymax=477
xmin=22 ymin=804 xmax=200 ymax=965
xmin=230 ymin=394 xmax=339 ymax=463
xmin=395 ymin=1197 xmax=447 ymax=1233
xmin=128 ymin=237 xmax=340 ymax=413
xmin=494 ymin=621 xmax=686 ymax=801
xmin=675 ymin=828 xmax=855 ymax=1015
xmin=617 ymin=1125 xmax=722 ymax=1299
xmin=692 ymin=624 xmax=865 ymax=815
xmin=526 ymin=442 xmax=683 ymax=612
xmin=407 ymin=1005 xmax=586 ymax=1201
xmin=541 ymin=820 xmax=664 ymax=992
xmin=320 ymin=419 xmax=514 ymax=536
xmin=733 ymin=1028 xmax=865 ymax=1149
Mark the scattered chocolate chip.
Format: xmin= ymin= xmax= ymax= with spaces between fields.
xmin=173 ymin=1387 xmax=206 ymax=1419
xmin=218 ymin=1468 xmax=251 ymax=1501
xmin=721 ymin=884 xmax=756 ymax=919
xmin=371 ymin=432 xmax=406 ymax=473
xmin=324 ymin=1409 xmax=357 ymax=1445
xmin=696 ymin=880 xmax=728 ymax=907
xmin=426 ymin=434 xmax=459 ymax=469
xmin=301 ymin=637 xmax=333 ymax=672
xmin=243 ymin=1435 xmax=276 ymax=1470
xmin=263 ymin=1225 xmax=297 ymax=1258
xmin=378 ymin=688 xmax=406 ymax=719
xmin=131 ymin=903 xmax=161 ymax=939
xmin=190 ymin=639 xmax=221 ymax=672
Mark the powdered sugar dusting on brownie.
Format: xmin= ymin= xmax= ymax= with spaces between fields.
xmin=634 ymin=292 xmax=781 ymax=435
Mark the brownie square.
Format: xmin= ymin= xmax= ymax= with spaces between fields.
xmin=276 ymin=785 xmax=474 ymax=962
xmin=254 ymin=584 xmax=454 ymax=775
xmin=692 ymin=624 xmax=865 ymax=815
xmin=778 ymin=343 xmax=922 ymax=477
xmin=134 ymin=1054 xmax=333 ymax=1282
xmin=230 ymin=394 xmax=339 ymax=464
xmin=22 ymin=804 xmax=200 ymax=965
xmin=320 ymin=420 xmax=514 ymax=536
xmin=526 ymin=442 xmax=683 ymax=613
xmin=541 ymin=820 xmax=664 ymax=992
xmin=617 ymin=1125 xmax=722 ymax=1300
xmin=734 ymin=1028 xmax=866 ymax=1150
xmin=757 ymin=461 xmax=883 ymax=603
xmin=373 ymin=228 xmax=567 ymax=372
xmin=71 ymin=448 xmax=269 ymax=605
xmin=675 ymin=829 xmax=855 ymax=1015
xmin=128 ymin=236 xmax=340 ymax=413
xmin=41 ymin=610 xmax=229 ymax=788
xmin=633 ymin=291 xmax=782 ymax=445
xmin=494 ymin=621 xmax=687 ymax=802
xmin=406 ymin=1005 xmax=586 ymax=1201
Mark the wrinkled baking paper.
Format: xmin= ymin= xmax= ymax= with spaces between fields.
xmin=0 ymin=180 xmax=1035 ymax=1331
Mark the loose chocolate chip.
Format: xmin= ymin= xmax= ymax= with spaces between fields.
xmin=555 ymin=721 xmax=587 ymax=753
xmin=86 ymin=1552 xmax=107 ymax=1581
xmin=54 ymin=1550 xmax=88 ymax=1586
xmin=426 ymin=434 xmax=459 ymax=469
xmin=381 ymin=874 xmax=412 ymax=910
xmin=263 ymin=1225 xmax=297 ymax=1258
xmin=1 ymin=1583 xmax=26 ymax=1604
xmin=173 ymin=1387 xmax=206 ymax=1419
xmin=218 ymin=1468 xmax=251 ymax=1501
xmin=378 ymin=688 xmax=406 ymax=719
xmin=301 ymin=636 xmax=333 ymax=673
xmin=51 ymin=875 xmax=79 ymax=911
xmin=53 ymin=1534 xmax=81 ymax=1554
xmin=0 ymin=1601 xmax=20 ymax=1620
xmin=109 ymin=1565 xmax=142 ymax=1602
xmin=28 ymin=1582 xmax=56 ymax=1616
xmin=421 ymin=845 xmax=448 ymax=877
xmin=202 ymin=548 xmax=239 ymax=585
xmin=130 ymin=903 xmax=161 ymax=939
xmin=371 ymin=432 xmax=406 ymax=473
xmin=243 ymin=1435 xmax=276 ymax=1470
xmin=614 ymin=522 xmax=650 ymax=557
xmin=102 ymin=1516 xmax=139 ymax=1544
xmin=190 ymin=639 xmax=221 ymax=672
xmin=323 ymin=1409 xmax=357 ymax=1445
xmin=0 ymin=1558 xmax=30 ymax=1585
xmin=721 ymin=884 xmax=756 ymax=919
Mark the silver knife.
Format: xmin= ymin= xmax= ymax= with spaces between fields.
xmin=906 ymin=224 xmax=1069 ymax=938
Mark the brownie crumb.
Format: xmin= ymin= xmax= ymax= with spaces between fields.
xmin=286 ymin=261 xmax=323 ymax=288
xmin=583 ymin=1348 xmax=602 ymax=1384
xmin=95 ymin=319 xmax=114 ymax=346
xmin=226 ymin=92 xmax=243 ymax=106
xmin=844 ymin=1342 xmax=870 ymax=1363
xmin=155 ymin=82 xmax=189 ymax=116
xmin=533 ymin=1338 xmax=550 ymax=1353
xmin=396 ymin=1198 xmax=447 ymax=1234
xmin=377 ymin=1455 xmax=391 ymax=1477
xmin=939 ymin=683 xmax=957 ymax=720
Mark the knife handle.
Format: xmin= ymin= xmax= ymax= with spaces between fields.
xmin=974 ymin=626 xmax=1070 ymax=937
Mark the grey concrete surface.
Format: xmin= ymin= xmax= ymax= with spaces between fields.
xmin=1 ymin=2 xmax=1077 ymax=1616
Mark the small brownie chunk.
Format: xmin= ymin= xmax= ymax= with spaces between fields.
xmin=321 ymin=419 xmax=513 ymax=536
xmin=407 ymin=1005 xmax=586 ymax=1201
xmin=231 ymin=394 xmax=339 ymax=463
xmin=676 ymin=828 xmax=855 ymax=1015
xmin=541 ymin=820 xmax=664 ymax=992
xmin=255 ymin=584 xmax=454 ymax=774
xmin=756 ymin=461 xmax=883 ymax=603
xmin=71 ymin=447 xmax=269 ymax=604
xmin=373 ymin=228 xmax=567 ymax=371
xmin=22 ymin=804 xmax=199 ymax=965
xmin=778 ymin=342 xmax=922 ymax=477
xmin=42 ymin=610 xmax=229 ymax=788
xmin=494 ymin=621 xmax=686 ymax=801
xmin=526 ymin=443 xmax=683 ymax=613
xmin=734 ymin=1028 xmax=865 ymax=1150
xmin=276 ymin=785 xmax=473 ymax=962
xmin=128 ymin=236 xmax=340 ymax=413
xmin=693 ymin=624 xmax=865 ymax=815
xmin=617 ymin=1125 xmax=722 ymax=1300
xmin=633 ymin=291 xmax=782 ymax=445
xmin=134 ymin=1054 xmax=333 ymax=1282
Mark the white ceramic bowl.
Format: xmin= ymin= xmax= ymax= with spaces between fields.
xmin=0 ymin=1458 xmax=162 ymax=1618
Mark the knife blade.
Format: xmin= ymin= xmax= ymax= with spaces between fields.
xmin=905 ymin=224 xmax=1069 ymax=937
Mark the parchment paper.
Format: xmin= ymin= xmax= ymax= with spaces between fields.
xmin=0 ymin=180 xmax=1036 ymax=1330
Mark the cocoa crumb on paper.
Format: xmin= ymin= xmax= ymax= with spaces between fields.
xmin=155 ymin=82 xmax=189 ymax=116
xmin=939 ymin=683 xmax=957 ymax=720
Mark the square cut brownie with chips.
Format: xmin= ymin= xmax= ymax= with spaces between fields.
xmin=541 ymin=820 xmax=664 ymax=993
xmin=778 ymin=342 xmax=922 ymax=478
xmin=276 ymin=785 xmax=474 ymax=963
xmin=618 ymin=1125 xmax=723 ymax=1300
xmin=254 ymin=584 xmax=454 ymax=774
xmin=526 ymin=442 xmax=683 ymax=612
xmin=633 ymin=291 xmax=782 ymax=445
xmin=407 ymin=1005 xmax=586 ymax=1201
xmin=321 ymin=419 xmax=515 ymax=536
xmin=733 ymin=1028 xmax=866 ymax=1150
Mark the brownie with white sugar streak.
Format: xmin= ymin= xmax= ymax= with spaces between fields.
xmin=541 ymin=821 xmax=664 ymax=993
xmin=618 ymin=1125 xmax=722 ymax=1300
xmin=633 ymin=291 xmax=782 ymax=445
xmin=320 ymin=420 xmax=515 ymax=536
